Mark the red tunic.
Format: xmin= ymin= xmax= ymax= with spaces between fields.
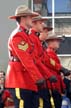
xmin=46 ymin=47 xmax=66 ymax=93
xmin=29 ymin=29 xmax=54 ymax=89
xmin=5 ymin=26 xmax=44 ymax=91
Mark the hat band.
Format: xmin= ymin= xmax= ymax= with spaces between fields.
xmin=16 ymin=12 xmax=33 ymax=16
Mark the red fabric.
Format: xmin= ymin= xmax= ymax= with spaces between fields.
xmin=2 ymin=90 xmax=14 ymax=107
xmin=46 ymin=47 xmax=66 ymax=93
xmin=30 ymin=29 xmax=54 ymax=78
xmin=5 ymin=26 xmax=44 ymax=91
xmin=43 ymin=50 xmax=62 ymax=72
xmin=2 ymin=90 xmax=11 ymax=100
xmin=29 ymin=29 xmax=54 ymax=89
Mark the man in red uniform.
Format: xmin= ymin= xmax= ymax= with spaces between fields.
xmin=39 ymin=23 xmax=53 ymax=49
xmin=5 ymin=5 xmax=45 ymax=108
xmin=36 ymin=24 xmax=71 ymax=108
xmin=39 ymin=23 xmax=53 ymax=41
xmin=44 ymin=33 xmax=71 ymax=108
xmin=29 ymin=15 xmax=57 ymax=108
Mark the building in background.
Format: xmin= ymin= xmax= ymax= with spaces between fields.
xmin=31 ymin=0 xmax=71 ymax=35
xmin=30 ymin=0 xmax=71 ymax=69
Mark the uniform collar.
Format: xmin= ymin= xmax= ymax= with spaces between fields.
xmin=31 ymin=29 xmax=40 ymax=37
xmin=19 ymin=25 xmax=29 ymax=35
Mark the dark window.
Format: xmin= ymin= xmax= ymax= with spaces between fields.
xmin=57 ymin=37 xmax=71 ymax=54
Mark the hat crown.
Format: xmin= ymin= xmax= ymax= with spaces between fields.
xmin=46 ymin=32 xmax=64 ymax=40
xmin=48 ymin=32 xmax=56 ymax=37
xmin=48 ymin=32 xmax=62 ymax=38
xmin=33 ymin=15 xmax=42 ymax=19
xmin=9 ymin=5 xmax=39 ymax=19
xmin=15 ymin=5 xmax=31 ymax=16
xmin=32 ymin=15 xmax=48 ymax=22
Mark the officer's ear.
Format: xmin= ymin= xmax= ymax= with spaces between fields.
xmin=16 ymin=17 xmax=21 ymax=24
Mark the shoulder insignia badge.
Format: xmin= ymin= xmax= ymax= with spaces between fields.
xmin=18 ymin=41 xmax=28 ymax=51
xmin=50 ymin=58 xmax=55 ymax=66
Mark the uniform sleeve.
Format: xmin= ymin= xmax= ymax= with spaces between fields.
xmin=29 ymin=37 xmax=53 ymax=79
xmin=11 ymin=34 xmax=43 ymax=83
xmin=43 ymin=51 xmax=62 ymax=72
xmin=35 ymin=59 xmax=54 ymax=79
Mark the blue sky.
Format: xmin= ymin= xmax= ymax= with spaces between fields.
xmin=47 ymin=0 xmax=71 ymax=13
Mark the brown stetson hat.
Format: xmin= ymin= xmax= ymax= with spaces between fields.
xmin=32 ymin=15 xmax=48 ymax=22
xmin=46 ymin=32 xmax=64 ymax=41
xmin=8 ymin=5 xmax=39 ymax=19
xmin=42 ymin=23 xmax=53 ymax=31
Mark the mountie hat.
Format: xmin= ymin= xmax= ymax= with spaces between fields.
xmin=32 ymin=15 xmax=48 ymax=22
xmin=9 ymin=5 xmax=39 ymax=19
xmin=46 ymin=32 xmax=64 ymax=41
xmin=42 ymin=23 xmax=53 ymax=31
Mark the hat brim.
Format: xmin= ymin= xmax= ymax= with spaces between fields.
xmin=46 ymin=37 xmax=64 ymax=41
xmin=8 ymin=12 xmax=39 ymax=19
xmin=32 ymin=17 xmax=48 ymax=22
xmin=43 ymin=27 xmax=53 ymax=31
